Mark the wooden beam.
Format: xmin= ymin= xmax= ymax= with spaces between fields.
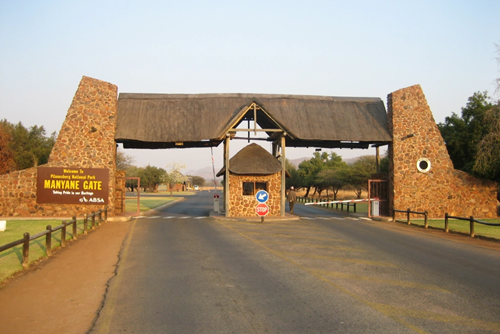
xmin=376 ymin=146 xmax=380 ymax=173
xmin=229 ymin=129 xmax=284 ymax=133
xmin=224 ymin=135 xmax=230 ymax=217
xmin=231 ymin=137 xmax=271 ymax=141
xmin=253 ymin=103 xmax=257 ymax=135
xmin=281 ymin=134 xmax=286 ymax=217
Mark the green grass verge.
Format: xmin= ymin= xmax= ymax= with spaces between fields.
xmin=0 ymin=218 xmax=97 ymax=284
xmin=398 ymin=218 xmax=500 ymax=240
xmin=124 ymin=196 xmax=177 ymax=212
xmin=1 ymin=195 xmax=179 ymax=284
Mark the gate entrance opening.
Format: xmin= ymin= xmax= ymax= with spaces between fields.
xmin=115 ymin=93 xmax=392 ymax=217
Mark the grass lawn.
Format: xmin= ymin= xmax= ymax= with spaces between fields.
xmin=0 ymin=218 xmax=95 ymax=284
xmin=397 ymin=218 xmax=500 ymax=240
xmin=299 ymin=200 xmax=368 ymax=214
xmin=124 ymin=196 xmax=178 ymax=213
xmin=0 ymin=194 xmax=181 ymax=284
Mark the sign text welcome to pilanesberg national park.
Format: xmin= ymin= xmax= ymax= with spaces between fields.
xmin=37 ymin=167 xmax=109 ymax=204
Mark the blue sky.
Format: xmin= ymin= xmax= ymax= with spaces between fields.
xmin=1 ymin=0 xmax=499 ymax=173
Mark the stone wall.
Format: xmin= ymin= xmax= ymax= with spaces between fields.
xmin=387 ymin=84 xmax=497 ymax=218
xmin=228 ymin=173 xmax=282 ymax=217
xmin=115 ymin=170 xmax=126 ymax=214
xmin=0 ymin=76 xmax=119 ymax=217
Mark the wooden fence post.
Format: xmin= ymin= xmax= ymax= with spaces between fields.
xmin=61 ymin=222 xmax=67 ymax=247
xmin=91 ymin=212 xmax=96 ymax=229
xmin=83 ymin=214 xmax=88 ymax=234
xmin=22 ymin=232 xmax=30 ymax=268
xmin=469 ymin=216 xmax=475 ymax=237
xmin=445 ymin=213 xmax=449 ymax=233
xmin=104 ymin=206 xmax=108 ymax=222
xmin=424 ymin=211 xmax=428 ymax=229
xmin=46 ymin=225 xmax=52 ymax=256
xmin=72 ymin=216 xmax=77 ymax=240
xmin=407 ymin=208 xmax=411 ymax=225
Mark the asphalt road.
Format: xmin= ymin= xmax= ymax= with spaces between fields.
xmin=90 ymin=191 xmax=500 ymax=333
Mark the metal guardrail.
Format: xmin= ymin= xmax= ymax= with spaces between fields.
xmin=0 ymin=207 xmax=107 ymax=268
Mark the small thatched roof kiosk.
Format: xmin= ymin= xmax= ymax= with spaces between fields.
xmin=217 ymin=143 xmax=288 ymax=217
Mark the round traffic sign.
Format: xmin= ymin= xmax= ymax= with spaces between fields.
xmin=255 ymin=190 xmax=269 ymax=203
xmin=255 ymin=203 xmax=269 ymax=216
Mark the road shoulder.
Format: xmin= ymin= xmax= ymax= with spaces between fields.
xmin=0 ymin=219 xmax=132 ymax=334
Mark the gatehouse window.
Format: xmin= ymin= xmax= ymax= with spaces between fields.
xmin=242 ymin=182 xmax=268 ymax=196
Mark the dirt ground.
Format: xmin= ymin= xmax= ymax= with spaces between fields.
xmin=0 ymin=218 xmax=132 ymax=334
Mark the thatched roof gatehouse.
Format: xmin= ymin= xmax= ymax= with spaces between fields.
xmin=115 ymin=93 xmax=392 ymax=217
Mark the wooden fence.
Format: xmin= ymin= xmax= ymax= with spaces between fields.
xmin=0 ymin=207 xmax=108 ymax=268
xmin=393 ymin=208 xmax=500 ymax=237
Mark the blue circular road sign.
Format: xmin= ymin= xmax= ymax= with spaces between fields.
xmin=255 ymin=190 xmax=269 ymax=203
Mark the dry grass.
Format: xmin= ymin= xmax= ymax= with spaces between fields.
xmin=296 ymin=188 xmax=367 ymax=200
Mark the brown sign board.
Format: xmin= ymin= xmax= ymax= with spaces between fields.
xmin=37 ymin=167 xmax=109 ymax=204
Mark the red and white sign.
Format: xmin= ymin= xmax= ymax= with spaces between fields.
xmin=255 ymin=203 xmax=269 ymax=216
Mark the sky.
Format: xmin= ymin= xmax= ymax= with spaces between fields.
xmin=1 ymin=0 xmax=499 ymax=175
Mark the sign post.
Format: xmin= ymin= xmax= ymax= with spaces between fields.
xmin=255 ymin=203 xmax=269 ymax=216
xmin=255 ymin=190 xmax=269 ymax=223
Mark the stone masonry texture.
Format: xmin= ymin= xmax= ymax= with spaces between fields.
xmin=228 ymin=173 xmax=282 ymax=217
xmin=0 ymin=76 xmax=118 ymax=217
xmin=387 ymin=84 xmax=497 ymax=219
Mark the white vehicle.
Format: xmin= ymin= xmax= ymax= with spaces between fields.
xmin=194 ymin=185 xmax=199 ymax=191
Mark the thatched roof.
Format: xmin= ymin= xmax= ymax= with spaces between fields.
xmin=115 ymin=93 xmax=392 ymax=149
xmin=216 ymin=143 xmax=288 ymax=177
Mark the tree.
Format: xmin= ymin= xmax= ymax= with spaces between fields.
xmin=189 ymin=175 xmax=205 ymax=187
xmin=125 ymin=165 xmax=142 ymax=191
xmin=345 ymin=156 xmax=377 ymax=198
xmin=116 ymin=149 xmax=135 ymax=170
xmin=438 ymin=92 xmax=493 ymax=173
xmin=316 ymin=166 xmax=349 ymax=200
xmin=285 ymin=159 xmax=300 ymax=190
xmin=138 ymin=165 xmax=167 ymax=192
xmin=0 ymin=122 xmax=16 ymax=174
xmin=165 ymin=163 xmax=189 ymax=195
xmin=379 ymin=153 xmax=389 ymax=174
xmin=474 ymin=103 xmax=500 ymax=182
xmin=473 ymin=44 xmax=500 ymax=187
xmin=0 ymin=120 xmax=56 ymax=170
xmin=297 ymin=152 xmax=344 ymax=198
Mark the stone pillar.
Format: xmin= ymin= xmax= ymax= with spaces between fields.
xmin=387 ymin=85 xmax=496 ymax=218
xmin=49 ymin=76 xmax=119 ymax=215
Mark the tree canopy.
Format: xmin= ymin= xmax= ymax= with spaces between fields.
xmin=116 ymin=149 xmax=135 ymax=170
xmin=0 ymin=119 xmax=56 ymax=174
xmin=189 ymin=175 xmax=205 ymax=187
xmin=294 ymin=152 xmax=377 ymax=199
xmin=438 ymin=91 xmax=500 ymax=187
xmin=438 ymin=92 xmax=493 ymax=173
